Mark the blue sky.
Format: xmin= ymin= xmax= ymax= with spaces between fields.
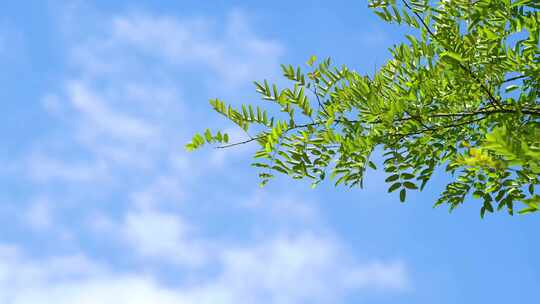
xmin=1 ymin=1 xmax=539 ymax=303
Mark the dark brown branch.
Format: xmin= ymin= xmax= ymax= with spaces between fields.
xmin=502 ymin=75 xmax=528 ymax=84
xmin=215 ymin=121 xmax=323 ymax=149
xmin=400 ymin=0 xmax=437 ymax=37
xmin=310 ymin=86 xmax=330 ymax=117
xmin=385 ymin=108 xmax=540 ymax=124
xmin=428 ymin=108 xmax=540 ymax=117
xmin=215 ymin=137 xmax=261 ymax=149
xmin=217 ymin=106 xmax=540 ymax=149
xmin=393 ymin=115 xmax=488 ymax=140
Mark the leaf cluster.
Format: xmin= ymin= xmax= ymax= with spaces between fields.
xmin=188 ymin=0 xmax=540 ymax=217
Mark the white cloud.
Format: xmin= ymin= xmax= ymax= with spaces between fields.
xmin=212 ymin=234 xmax=409 ymax=303
xmin=0 ymin=246 xmax=173 ymax=304
xmin=109 ymin=10 xmax=283 ymax=87
xmin=11 ymin=277 xmax=182 ymax=304
xmin=240 ymin=190 xmax=320 ymax=224
xmin=0 ymin=246 xmax=107 ymax=302
xmin=26 ymin=153 xmax=108 ymax=184
xmin=129 ymin=175 xmax=185 ymax=209
xmin=34 ymin=9 xmax=282 ymax=182
xmin=345 ymin=260 xmax=409 ymax=291
xmin=122 ymin=208 xmax=208 ymax=267
xmin=7 ymin=6 xmax=412 ymax=303
xmin=0 ymin=237 xmax=408 ymax=304
xmin=66 ymin=81 xmax=157 ymax=141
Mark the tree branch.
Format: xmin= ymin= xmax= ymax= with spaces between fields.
xmin=400 ymin=0 xmax=505 ymax=110
xmin=502 ymin=74 xmax=528 ymax=84
xmin=216 ymin=121 xmax=324 ymax=149
xmin=393 ymin=115 xmax=488 ymax=141
xmin=216 ymin=107 xmax=540 ymax=149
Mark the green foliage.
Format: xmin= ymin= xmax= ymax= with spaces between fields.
xmin=187 ymin=0 xmax=540 ymax=216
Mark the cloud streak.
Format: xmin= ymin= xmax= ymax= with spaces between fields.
xmin=4 ymin=6 xmax=411 ymax=303
xmin=0 ymin=236 xmax=408 ymax=304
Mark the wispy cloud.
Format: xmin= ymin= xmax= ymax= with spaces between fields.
xmin=26 ymin=153 xmax=108 ymax=184
xmin=122 ymin=208 xmax=209 ymax=267
xmin=67 ymin=81 xmax=157 ymax=141
xmin=109 ymin=10 xmax=284 ymax=87
xmin=5 ymin=6 xmax=411 ymax=303
xmin=0 ymin=234 xmax=408 ymax=304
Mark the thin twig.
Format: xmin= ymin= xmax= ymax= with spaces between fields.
xmin=216 ymin=106 xmax=540 ymax=149
xmin=311 ymin=86 xmax=330 ymax=117
xmin=216 ymin=121 xmax=324 ymax=149
xmin=400 ymin=0 xmax=504 ymax=110
xmin=394 ymin=115 xmax=488 ymax=140
xmin=502 ymin=74 xmax=528 ymax=84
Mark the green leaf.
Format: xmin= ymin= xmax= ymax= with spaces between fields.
xmin=519 ymin=207 xmax=540 ymax=215
xmin=188 ymin=1 xmax=540 ymax=218
xmin=307 ymin=55 xmax=317 ymax=67
xmin=400 ymin=189 xmax=406 ymax=202
xmin=204 ymin=129 xmax=212 ymax=142
xmin=251 ymin=162 xmax=269 ymax=168
xmin=473 ymin=190 xmax=484 ymax=199
xmin=401 ymin=173 xmax=415 ymax=180
xmin=403 ymin=181 xmax=418 ymax=189
xmin=504 ymin=85 xmax=519 ymax=93
xmin=440 ymin=51 xmax=464 ymax=63
xmin=385 ymin=174 xmax=400 ymax=182
xmin=388 ymin=182 xmax=402 ymax=193
xmin=484 ymin=201 xmax=494 ymax=213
